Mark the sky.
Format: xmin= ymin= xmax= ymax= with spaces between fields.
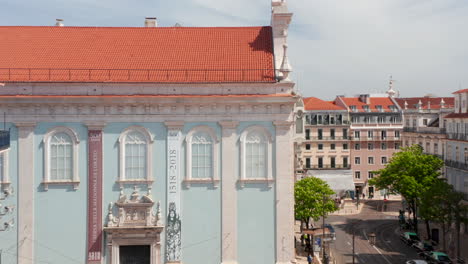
xmin=1 ymin=0 xmax=467 ymax=100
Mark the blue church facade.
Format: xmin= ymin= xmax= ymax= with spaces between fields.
xmin=0 ymin=1 xmax=297 ymax=264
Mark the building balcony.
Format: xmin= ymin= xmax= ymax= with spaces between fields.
xmin=445 ymin=159 xmax=468 ymax=171
xmin=306 ymin=120 xmax=351 ymax=126
xmin=351 ymin=136 xmax=401 ymax=141
xmin=304 ymin=165 xmax=351 ymax=170
xmin=307 ymin=136 xmax=351 ymax=141
xmin=447 ymin=133 xmax=468 ymax=141
xmin=403 ymin=127 xmax=446 ymax=134
xmin=0 ymin=130 xmax=10 ymax=151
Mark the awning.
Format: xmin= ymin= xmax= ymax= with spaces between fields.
xmin=306 ymin=170 xmax=355 ymax=196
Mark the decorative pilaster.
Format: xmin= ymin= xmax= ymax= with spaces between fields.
xmin=16 ymin=122 xmax=36 ymax=264
xmin=219 ymin=121 xmax=239 ymax=264
xmin=273 ymin=121 xmax=295 ymax=264
xmin=85 ymin=122 xmax=106 ymax=264
xmin=164 ymin=121 xmax=184 ymax=264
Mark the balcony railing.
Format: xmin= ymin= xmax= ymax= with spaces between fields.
xmin=304 ymin=165 xmax=351 ymax=170
xmin=351 ymin=136 xmax=401 ymax=141
xmin=0 ymin=68 xmax=276 ymax=83
xmin=0 ymin=130 xmax=10 ymax=151
xmin=445 ymin=160 xmax=468 ymax=171
xmin=307 ymin=120 xmax=351 ymax=126
xmin=447 ymin=133 xmax=468 ymax=141
xmin=404 ymin=127 xmax=446 ymax=134
xmin=307 ymin=136 xmax=351 ymax=141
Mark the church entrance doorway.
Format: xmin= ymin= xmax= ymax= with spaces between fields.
xmin=119 ymin=245 xmax=151 ymax=264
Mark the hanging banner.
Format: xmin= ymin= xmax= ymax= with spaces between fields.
xmin=87 ymin=130 xmax=103 ymax=263
xmin=166 ymin=129 xmax=182 ymax=262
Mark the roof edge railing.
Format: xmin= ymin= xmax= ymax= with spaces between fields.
xmin=0 ymin=68 xmax=277 ymax=83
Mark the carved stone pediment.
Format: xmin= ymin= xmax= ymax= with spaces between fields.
xmin=106 ymin=188 xmax=162 ymax=228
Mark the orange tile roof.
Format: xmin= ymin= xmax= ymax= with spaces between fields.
xmin=303 ymin=97 xmax=346 ymax=110
xmin=445 ymin=113 xmax=468 ymax=119
xmin=395 ymin=97 xmax=454 ymax=110
xmin=0 ymin=26 xmax=275 ymax=83
xmin=339 ymin=97 xmax=396 ymax=112
xmin=453 ymin=89 xmax=468 ymax=94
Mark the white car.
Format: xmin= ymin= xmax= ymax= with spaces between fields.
xmin=406 ymin=260 xmax=428 ymax=264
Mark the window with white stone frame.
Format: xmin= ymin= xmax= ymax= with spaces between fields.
xmin=0 ymin=150 xmax=9 ymax=188
xmin=184 ymin=126 xmax=219 ymax=188
xmin=118 ymin=126 xmax=154 ymax=187
xmin=239 ymin=126 xmax=273 ymax=187
xmin=43 ymin=127 xmax=80 ymax=190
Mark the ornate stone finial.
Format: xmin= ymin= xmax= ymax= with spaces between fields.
xmin=130 ymin=186 xmax=139 ymax=201
xmin=386 ymin=76 xmax=397 ymax=97
xmin=106 ymin=202 xmax=117 ymax=227
xmin=417 ymin=100 xmax=423 ymax=110
xmin=441 ymin=98 xmax=446 ymax=108
xmin=279 ymin=44 xmax=292 ymax=82
xmin=404 ymin=100 xmax=408 ymax=110
xmin=147 ymin=186 xmax=152 ymax=197
xmin=427 ymin=101 xmax=431 ymax=110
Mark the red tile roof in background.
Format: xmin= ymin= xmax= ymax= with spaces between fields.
xmin=303 ymin=97 xmax=346 ymax=110
xmin=0 ymin=26 xmax=275 ymax=83
xmin=453 ymin=89 xmax=468 ymax=94
xmin=339 ymin=97 xmax=396 ymax=112
xmin=445 ymin=113 xmax=468 ymax=119
xmin=395 ymin=97 xmax=454 ymax=110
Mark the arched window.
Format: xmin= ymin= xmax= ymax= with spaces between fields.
xmin=118 ymin=126 xmax=154 ymax=186
xmin=185 ymin=126 xmax=219 ymax=188
xmin=239 ymin=126 xmax=273 ymax=188
xmin=43 ymin=127 xmax=80 ymax=190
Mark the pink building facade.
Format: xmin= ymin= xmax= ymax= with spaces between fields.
xmin=334 ymin=94 xmax=403 ymax=198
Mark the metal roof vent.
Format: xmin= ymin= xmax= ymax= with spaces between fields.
xmin=55 ymin=19 xmax=64 ymax=26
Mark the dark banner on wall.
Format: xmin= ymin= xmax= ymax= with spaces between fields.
xmin=87 ymin=130 xmax=103 ymax=263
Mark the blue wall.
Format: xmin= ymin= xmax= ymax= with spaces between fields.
xmin=34 ymin=123 xmax=88 ymax=264
xmin=0 ymin=124 xmax=18 ymax=264
xmin=236 ymin=122 xmax=276 ymax=264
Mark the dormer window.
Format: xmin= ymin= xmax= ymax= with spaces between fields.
xmin=376 ymin=105 xmax=383 ymax=112
xmin=389 ymin=105 xmax=397 ymax=112
xmin=350 ymin=106 xmax=357 ymax=112
xmin=363 ymin=105 xmax=370 ymax=112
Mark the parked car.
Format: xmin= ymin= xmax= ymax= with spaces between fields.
xmin=412 ymin=241 xmax=434 ymax=252
xmin=419 ymin=251 xmax=452 ymax=264
xmin=400 ymin=232 xmax=420 ymax=245
xmin=406 ymin=260 xmax=428 ymax=264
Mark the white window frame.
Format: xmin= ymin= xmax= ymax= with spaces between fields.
xmin=239 ymin=126 xmax=273 ymax=188
xmin=43 ymin=126 xmax=80 ymax=191
xmin=118 ymin=126 xmax=154 ymax=187
xmin=0 ymin=150 xmax=10 ymax=190
xmin=184 ymin=126 xmax=219 ymax=188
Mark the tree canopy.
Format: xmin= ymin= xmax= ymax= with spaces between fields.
xmin=368 ymin=145 xmax=444 ymax=233
xmin=294 ymin=176 xmax=337 ymax=228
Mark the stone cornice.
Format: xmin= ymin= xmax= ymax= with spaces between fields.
xmin=274 ymin=121 xmax=293 ymax=130
xmin=218 ymin=121 xmax=239 ymax=129
xmin=14 ymin=122 xmax=36 ymax=128
xmin=164 ymin=121 xmax=185 ymax=130
xmin=84 ymin=121 xmax=107 ymax=130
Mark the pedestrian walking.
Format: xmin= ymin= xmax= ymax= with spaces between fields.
xmin=307 ymin=254 xmax=313 ymax=264
xmin=362 ymin=193 xmax=365 ymax=199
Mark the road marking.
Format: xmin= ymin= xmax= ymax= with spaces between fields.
xmin=373 ymin=245 xmax=392 ymax=264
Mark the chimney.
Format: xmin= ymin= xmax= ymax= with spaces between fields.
xmin=359 ymin=94 xmax=370 ymax=104
xmin=55 ymin=19 xmax=64 ymax=27
xmin=145 ymin=17 xmax=157 ymax=27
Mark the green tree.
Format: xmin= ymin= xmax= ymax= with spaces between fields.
xmin=450 ymin=191 xmax=468 ymax=260
xmin=294 ymin=177 xmax=337 ymax=229
xmin=419 ymin=179 xmax=453 ymax=249
xmin=368 ymin=145 xmax=444 ymax=234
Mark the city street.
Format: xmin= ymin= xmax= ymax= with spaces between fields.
xmin=327 ymin=200 xmax=422 ymax=264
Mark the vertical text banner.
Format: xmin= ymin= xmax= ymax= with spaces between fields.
xmin=166 ymin=129 xmax=182 ymax=262
xmin=87 ymin=130 xmax=103 ymax=263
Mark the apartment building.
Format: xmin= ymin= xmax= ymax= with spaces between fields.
xmin=444 ymin=89 xmax=468 ymax=200
xmin=334 ymin=93 xmax=403 ymax=198
xmin=295 ymin=97 xmax=354 ymax=195
xmin=396 ymin=96 xmax=454 ymax=157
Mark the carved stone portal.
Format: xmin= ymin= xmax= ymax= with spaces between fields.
xmin=104 ymin=188 xmax=164 ymax=264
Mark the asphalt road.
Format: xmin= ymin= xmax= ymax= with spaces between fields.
xmin=326 ymin=200 xmax=423 ymax=264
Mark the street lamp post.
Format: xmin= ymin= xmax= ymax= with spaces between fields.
xmin=352 ymin=227 xmax=355 ymax=264
xmin=322 ymin=194 xmax=326 ymax=264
